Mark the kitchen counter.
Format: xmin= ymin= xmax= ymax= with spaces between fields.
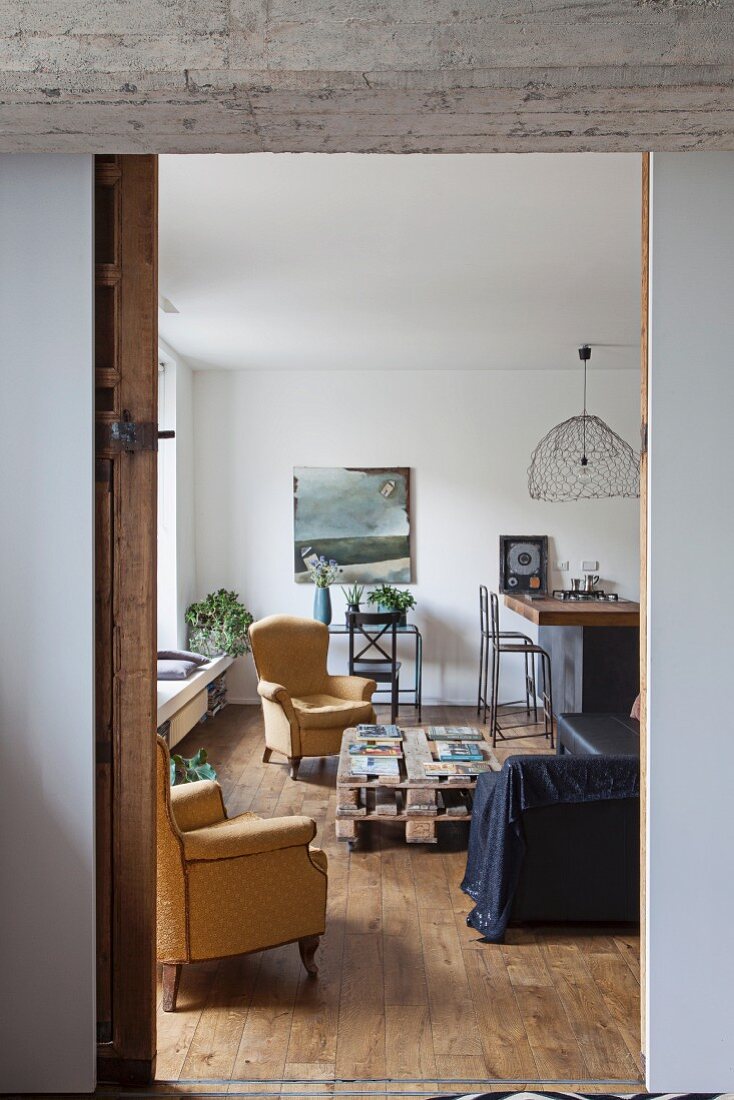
xmin=504 ymin=593 xmax=640 ymax=716
xmin=504 ymin=593 xmax=640 ymax=628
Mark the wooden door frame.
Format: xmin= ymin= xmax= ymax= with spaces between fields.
xmin=639 ymin=150 xmax=650 ymax=1065
xmin=95 ymin=154 xmax=158 ymax=1085
xmin=95 ymin=150 xmax=651 ymax=1087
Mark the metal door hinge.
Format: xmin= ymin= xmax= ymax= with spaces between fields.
xmin=97 ymin=410 xmax=175 ymax=454
xmin=640 ymin=421 xmax=648 ymax=455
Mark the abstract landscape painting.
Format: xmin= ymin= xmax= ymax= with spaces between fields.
xmin=294 ymin=467 xmax=412 ymax=583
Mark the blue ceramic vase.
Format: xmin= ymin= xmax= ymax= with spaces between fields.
xmin=313 ymin=586 xmax=332 ymax=625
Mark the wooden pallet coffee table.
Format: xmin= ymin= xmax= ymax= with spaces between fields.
xmin=335 ymin=727 xmax=500 ymax=848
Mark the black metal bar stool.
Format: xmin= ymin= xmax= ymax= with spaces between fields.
xmin=488 ymin=591 xmax=554 ymax=749
xmin=477 ymin=585 xmax=537 ymax=724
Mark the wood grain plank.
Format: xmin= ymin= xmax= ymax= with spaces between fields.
xmin=501 ymin=932 xmax=587 ymax=1080
xmin=335 ymin=933 xmax=385 ymax=1078
xmin=231 ymin=946 xmax=300 ymax=1080
xmin=419 ymin=909 xmax=482 ymax=1058
xmin=181 ymin=956 xmax=259 ymax=1079
xmin=583 ymin=948 xmax=644 ymax=1074
xmin=346 ymin=848 xmax=382 ymax=933
xmin=286 ymin=918 xmax=345 ymax=1065
xmin=383 ymin=906 xmax=429 ymax=1006
xmin=537 ymin=938 xmax=639 ymax=1080
xmin=614 ymin=932 xmax=642 ymax=982
xmin=385 ymin=1005 xmax=437 ymax=1078
xmin=155 ymin=961 xmax=219 ymax=1081
xmin=381 ymin=847 xmax=417 ymax=910
xmin=410 ymin=848 xmax=453 ymax=910
xmin=433 ymin=1054 xmax=490 ymax=1080
xmin=463 ymin=946 xmax=539 ymax=1080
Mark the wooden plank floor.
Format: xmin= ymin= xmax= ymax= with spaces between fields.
xmin=157 ymin=703 xmax=642 ymax=1092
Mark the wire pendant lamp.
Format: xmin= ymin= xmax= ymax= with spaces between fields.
xmin=528 ymin=345 xmax=640 ymax=502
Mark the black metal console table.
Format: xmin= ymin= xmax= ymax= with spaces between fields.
xmin=328 ymin=621 xmax=423 ymax=720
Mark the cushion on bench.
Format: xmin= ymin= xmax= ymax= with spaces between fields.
xmin=157 ymin=659 xmax=199 ymax=681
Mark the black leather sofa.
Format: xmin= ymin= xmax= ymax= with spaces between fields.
xmin=512 ymin=784 xmax=640 ymax=924
xmin=557 ymin=711 xmax=640 ymax=757
xmin=462 ymin=754 xmax=640 ymax=938
xmin=509 ymin=710 xmax=640 ymax=925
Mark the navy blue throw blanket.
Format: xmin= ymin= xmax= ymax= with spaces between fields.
xmin=461 ymin=753 xmax=640 ymax=943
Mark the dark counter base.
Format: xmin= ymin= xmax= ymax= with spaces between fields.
xmin=539 ymin=624 xmax=639 ymax=715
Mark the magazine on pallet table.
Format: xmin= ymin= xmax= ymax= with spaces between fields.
xmin=349 ymin=756 xmax=401 ymax=777
xmin=426 ymin=726 xmax=483 ymax=741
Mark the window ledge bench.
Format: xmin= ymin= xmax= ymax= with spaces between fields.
xmin=157 ymin=653 xmax=233 ymax=748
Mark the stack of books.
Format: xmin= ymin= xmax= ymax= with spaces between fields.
xmin=204 ymin=673 xmax=228 ymax=718
xmin=427 ymin=735 xmax=489 ymax=777
xmin=350 ymin=724 xmax=403 ymax=776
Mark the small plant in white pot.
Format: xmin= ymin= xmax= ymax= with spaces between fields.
xmin=185 ymin=588 xmax=254 ymax=658
xmin=366 ymin=584 xmax=416 ymax=626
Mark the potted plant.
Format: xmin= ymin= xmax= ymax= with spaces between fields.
xmin=341 ymin=583 xmax=365 ymax=618
xmin=185 ymin=588 xmax=254 ymax=658
xmin=170 ymin=747 xmax=217 ymax=786
xmin=366 ymin=584 xmax=417 ymax=626
xmin=306 ymin=556 xmax=342 ymax=625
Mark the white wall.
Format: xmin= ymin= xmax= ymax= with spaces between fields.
xmin=0 ymin=155 xmax=96 ymax=1092
xmin=157 ymin=338 xmax=197 ymax=650
xmin=157 ymin=356 xmax=178 ymax=648
xmin=175 ymin=351 xmax=197 ymax=647
xmin=193 ymin=367 xmax=640 ymax=704
xmin=646 ymin=153 xmax=734 ymax=1091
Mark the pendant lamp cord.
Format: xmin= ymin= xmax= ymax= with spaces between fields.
xmin=582 ymin=355 xmax=587 ymax=460
xmin=579 ymin=344 xmax=591 ymax=464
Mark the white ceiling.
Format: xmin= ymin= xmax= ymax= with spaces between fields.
xmin=159 ymin=153 xmax=641 ymax=373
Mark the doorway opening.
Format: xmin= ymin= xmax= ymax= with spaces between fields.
xmin=97 ymin=151 xmax=647 ymax=1095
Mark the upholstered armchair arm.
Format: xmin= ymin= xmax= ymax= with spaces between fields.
xmin=182 ymin=813 xmax=317 ymax=862
xmin=325 ymin=674 xmax=377 ymax=702
xmin=170 ymin=779 xmax=227 ymax=832
xmin=257 ymin=680 xmax=293 ymax=706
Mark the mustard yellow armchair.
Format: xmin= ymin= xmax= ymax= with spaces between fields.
xmin=249 ymin=614 xmax=377 ymax=779
xmin=156 ymin=736 xmax=327 ymax=1011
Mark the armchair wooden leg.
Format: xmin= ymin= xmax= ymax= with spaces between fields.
xmin=298 ymin=935 xmax=320 ymax=977
xmin=288 ymin=756 xmax=302 ymax=780
xmin=262 ymin=746 xmax=273 ymax=763
xmin=162 ymin=963 xmax=182 ymax=1012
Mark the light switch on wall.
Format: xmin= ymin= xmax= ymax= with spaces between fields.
xmin=581 ymin=560 xmax=599 ymax=572
xmin=557 ymin=560 xmax=569 ymax=571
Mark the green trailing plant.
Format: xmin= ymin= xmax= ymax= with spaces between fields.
xmin=367 ymin=584 xmax=417 ymax=614
xmin=341 ymin=583 xmax=365 ymax=608
xmin=185 ymin=588 xmax=254 ymax=658
xmin=170 ymin=748 xmax=217 ymax=786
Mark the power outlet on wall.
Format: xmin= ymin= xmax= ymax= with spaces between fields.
xmin=557 ymin=560 xmax=569 ymax=571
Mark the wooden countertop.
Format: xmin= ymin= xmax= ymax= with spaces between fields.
xmin=504 ymin=592 xmax=640 ymax=627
